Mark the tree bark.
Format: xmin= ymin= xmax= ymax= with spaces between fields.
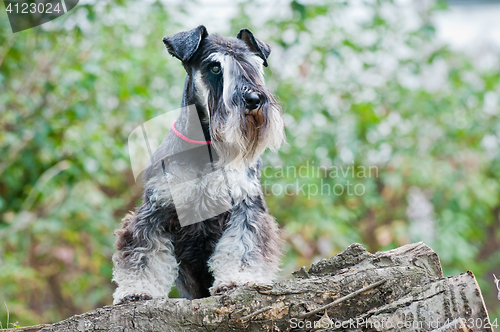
xmin=2 ymin=242 xmax=495 ymax=332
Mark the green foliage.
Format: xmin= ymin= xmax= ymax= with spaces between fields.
xmin=1 ymin=0 xmax=499 ymax=325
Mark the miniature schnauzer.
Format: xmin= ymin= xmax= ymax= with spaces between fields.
xmin=112 ymin=25 xmax=285 ymax=304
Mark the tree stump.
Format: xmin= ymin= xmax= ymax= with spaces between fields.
xmin=2 ymin=242 xmax=494 ymax=332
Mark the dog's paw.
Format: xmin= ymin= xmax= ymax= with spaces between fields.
xmin=212 ymin=282 xmax=238 ymax=295
xmin=116 ymin=294 xmax=152 ymax=304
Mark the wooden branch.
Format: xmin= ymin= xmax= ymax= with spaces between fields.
xmin=297 ymin=278 xmax=387 ymax=319
xmin=1 ymin=242 xmax=494 ymax=332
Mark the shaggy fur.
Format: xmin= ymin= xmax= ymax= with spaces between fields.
xmin=112 ymin=25 xmax=285 ymax=304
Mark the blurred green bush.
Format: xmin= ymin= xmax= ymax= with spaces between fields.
xmin=0 ymin=0 xmax=499 ymax=326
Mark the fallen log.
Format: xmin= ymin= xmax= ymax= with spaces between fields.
xmin=1 ymin=242 xmax=494 ymax=332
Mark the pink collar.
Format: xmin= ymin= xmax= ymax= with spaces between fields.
xmin=171 ymin=120 xmax=211 ymax=145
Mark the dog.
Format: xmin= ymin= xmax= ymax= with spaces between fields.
xmin=112 ymin=25 xmax=285 ymax=304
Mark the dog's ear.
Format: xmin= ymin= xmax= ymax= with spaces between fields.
xmin=163 ymin=25 xmax=208 ymax=63
xmin=237 ymin=28 xmax=271 ymax=67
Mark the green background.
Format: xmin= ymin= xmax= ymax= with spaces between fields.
xmin=0 ymin=0 xmax=499 ymax=327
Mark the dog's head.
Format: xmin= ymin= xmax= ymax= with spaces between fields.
xmin=163 ymin=25 xmax=285 ymax=169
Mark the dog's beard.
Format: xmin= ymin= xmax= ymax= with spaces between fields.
xmin=209 ymin=93 xmax=285 ymax=170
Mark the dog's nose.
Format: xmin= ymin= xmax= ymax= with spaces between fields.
xmin=245 ymin=91 xmax=261 ymax=111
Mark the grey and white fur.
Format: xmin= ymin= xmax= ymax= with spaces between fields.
xmin=112 ymin=25 xmax=285 ymax=304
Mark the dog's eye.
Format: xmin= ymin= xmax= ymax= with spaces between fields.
xmin=211 ymin=65 xmax=221 ymax=74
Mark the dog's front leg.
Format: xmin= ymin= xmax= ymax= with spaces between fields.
xmin=208 ymin=195 xmax=281 ymax=295
xmin=112 ymin=207 xmax=178 ymax=304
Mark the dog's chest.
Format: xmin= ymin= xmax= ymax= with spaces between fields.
xmin=147 ymin=164 xmax=260 ymax=222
